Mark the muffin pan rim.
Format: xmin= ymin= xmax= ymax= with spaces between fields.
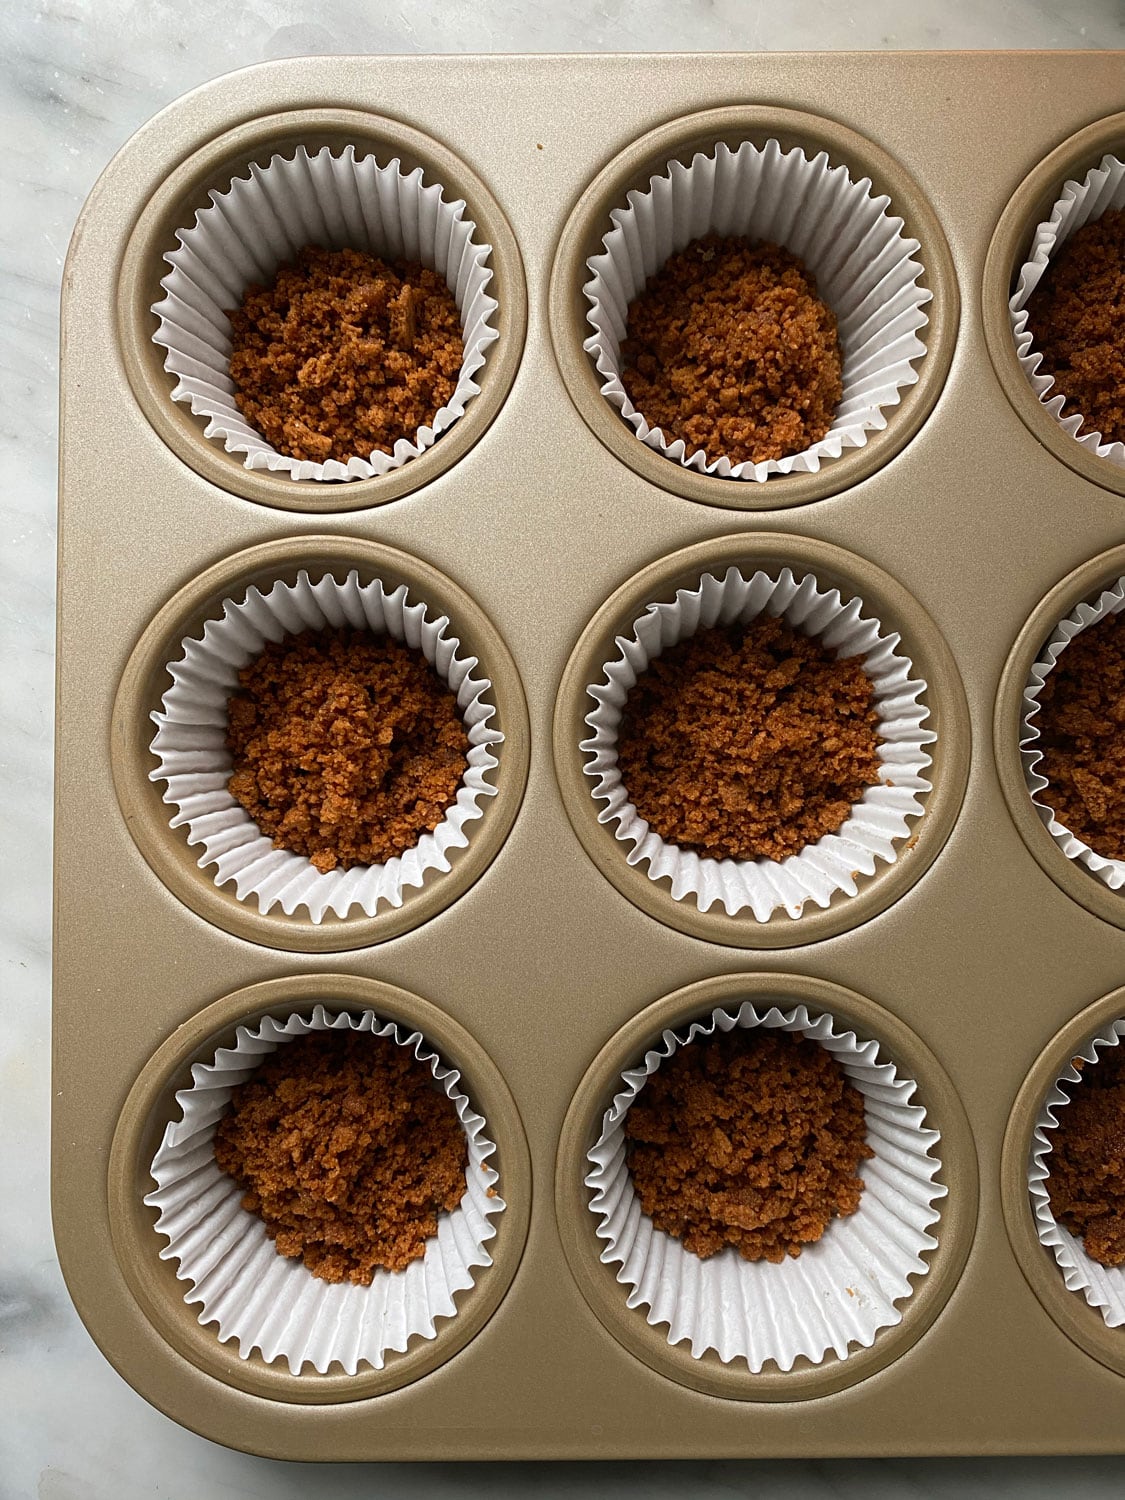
xmin=547 ymin=102 xmax=960 ymax=512
xmin=106 ymin=972 xmax=533 ymax=1403
xmin=110 ymin=535 xmax=532 ymax=952
xmin=554 ymin=970 xmax=979 ymax=1402
xmin=993 ymin=540 xmax=1125 ymax=930
xmin=551 ymin=531 xmax=971 ymax=947
xmin=116 ymin=106 xmax=529 ymax=514
xmin=982 ymin=108 xmax=1125 ymax=499
xmin=1002 ymin=983 xmax=1125 ymax=1381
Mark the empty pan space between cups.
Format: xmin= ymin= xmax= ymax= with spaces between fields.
xmin=117 ymin=108 xmax=527 ymax=512
xmin=110 ymin=537 xmax=530 ymax=952
xmin=107 ymin=974 xmax=532 ymax=1401
xmin=549 ymin=105 xmax=958 ymax=511
xmin=552 ymin=534 xmax=970 ymax=948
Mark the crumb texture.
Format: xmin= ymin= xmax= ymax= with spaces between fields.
xmin=228 ymin=244 xmax=463 ymax=464
xmin=1037 ymin=611 xmax=1125 ymax=862
xmin=615 ymin=615 xmax=883 ymax=862
xmin=1025 ymin=208 xmax=1125 ymax=446
xmin=1047 ymin=1045 xmax=1125 ymax=1269
xmin=226 ymin=626 xmax=469 ymax=873
xmin=619 ymin=234 xmax=844 ymax=466
xmin=213 ymin=1030 xmax=469 ymax=1283
xmin=624 ymin=1028 xmax=873 ymax=1263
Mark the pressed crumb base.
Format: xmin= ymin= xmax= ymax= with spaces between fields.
xmin=625 ymin=1028 xmax=873 ymax=1263
xmin=213 ymin=1030 xmax=469 ymax=1283
xmin=226 ymin=626 xmax=469 ymax=873
xmin=615 ymin=615 xmax=884 ymax=862
xmin=619 ymin=234 xmax=844 ymax=467
xmin=1036 ymin=610 xmax=1125 ymax=863
xmin=1047 ymin=1044 xmax=1125 ymax=1269
xmin=227 ymin=244 xmax=464 ymax=466
xmin=1025 ymin=208 xmax=1125 ymax=448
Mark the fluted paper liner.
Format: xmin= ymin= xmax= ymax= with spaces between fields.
xmin=1029 ymin=1019 xmax=1125 ymax=1327
xmin=149 ymin=569 xmax=502 ymax=920
xmin=581 ymin=566 xmax=934 ymax=921
xmin=1009 ymin=154 xmax=1125 ymax=469
xmin=584 ymin=138 xmax=930 ymax=481
xmin=151 ymin=144 xmax=499 ymax=481
xmin=1021 ymin=576 xmax=1125 ymax=892
xmin=145 ymin=1005 xmax=503 ymax=1375
xmin=586 ymin=1001 xmax=943 ymax=1371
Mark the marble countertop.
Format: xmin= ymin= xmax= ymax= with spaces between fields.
xmin=4 ymin=1 xmax=1125 ymax=1495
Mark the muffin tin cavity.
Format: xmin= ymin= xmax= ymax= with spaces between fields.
xmin=549 ymin=106 xmax=957 ymax=510
xmin=111 ymin=537 xmax=530 ymax=951
xmin=983 ymin=111 xmax=1125 ymax=498
xmin=996 ymin=542 xmax=1125 ymax=930
xmin=1028 ymin=1019 xmax=1125 ymax=1327
xmin=118 ymin=109 xmax=527 ymax=512
xmin=553 ymin=534 xmax=969 ymax=947
xmin=1003 ymin=985 xmax=1125 ymax=1382
xmin=108 ymin=974 xmax=531 ymax=1402
xmin=556 ymin=973 xmax=977 ymax=1402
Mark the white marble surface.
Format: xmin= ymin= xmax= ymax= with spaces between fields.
xmin=3 ymin=1 xmax=1125 ymax=1494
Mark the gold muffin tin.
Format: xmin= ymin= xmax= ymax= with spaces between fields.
xmin=54 ymin=52 xmax=1125 ymax=1458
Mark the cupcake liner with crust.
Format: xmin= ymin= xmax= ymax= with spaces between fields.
xmin=151 ymin=144 xmax=499 ymax=482
xmin=148 ymin=568 xmax=502 ymax=921
xmin=1028 ymin=1018 xmax=1125 ymax=1328
xmin=145 ymin=1004 xmax=504 ymax=1375
xmin=1008 ymin=152 xmax=1125 ymax=470
xmin=583 ymin=137 xmax=930 ymax=482
xmin=585 ymin=1000 xmax=944 ymax=1371
xmin=580 ymin=565 xmax=934 ymax=921
xmin=1020 ymin=575 xmax=1125 ymax=892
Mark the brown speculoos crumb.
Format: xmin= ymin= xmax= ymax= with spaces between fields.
xmin=625 ymin=1028 xmax=873 ymax=1263
xmin=1024 ymin=208 xmax=1125 ymax=447
xmin=1047 ymin=1046 xmax=1125 ymax=1268
xmin=615 ymin=615 xmax=883 ymax=862
xmin=1035 ymin=611 xmax=1125 ymax=862
xmin=213 ymin=1030 xmax=468 ymax=1283
xmin=227 ymin=244 xmax=463 ymax=465
xmin=226 ymin=626 xmax=468 ymax=873
xmin=619 ymin=234 xmax=844 ymax=467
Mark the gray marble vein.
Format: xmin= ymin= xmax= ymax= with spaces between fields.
xmin=3 ymin=0 xmax=1125 ymax=1496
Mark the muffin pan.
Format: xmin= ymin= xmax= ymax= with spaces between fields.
xmin=54 ymin=52 xmax=1125 ymax=1458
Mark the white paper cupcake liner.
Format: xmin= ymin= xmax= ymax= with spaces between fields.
xmin=145 ymin=1005 xmax=502 ymax=1375
xmin=583 ymin=137 xmax=930 ymax=482
xmin=1029 ymin=1018 xmax=1125 ymax=1327
xmin=151 ymin=144 xmax=499 ymax=482
xmin=581 ymin=565 xmax=934 ymax=921
xmin=1021 ymin=576 xmax=1125 ymax=891
xmin=149 ymin=568 xmax=502 ymax=920
xmin=586 ymin=1001 xmax=944 ymax=1371
xmin=1009 ymin=153 xmax=1125 ymax=469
